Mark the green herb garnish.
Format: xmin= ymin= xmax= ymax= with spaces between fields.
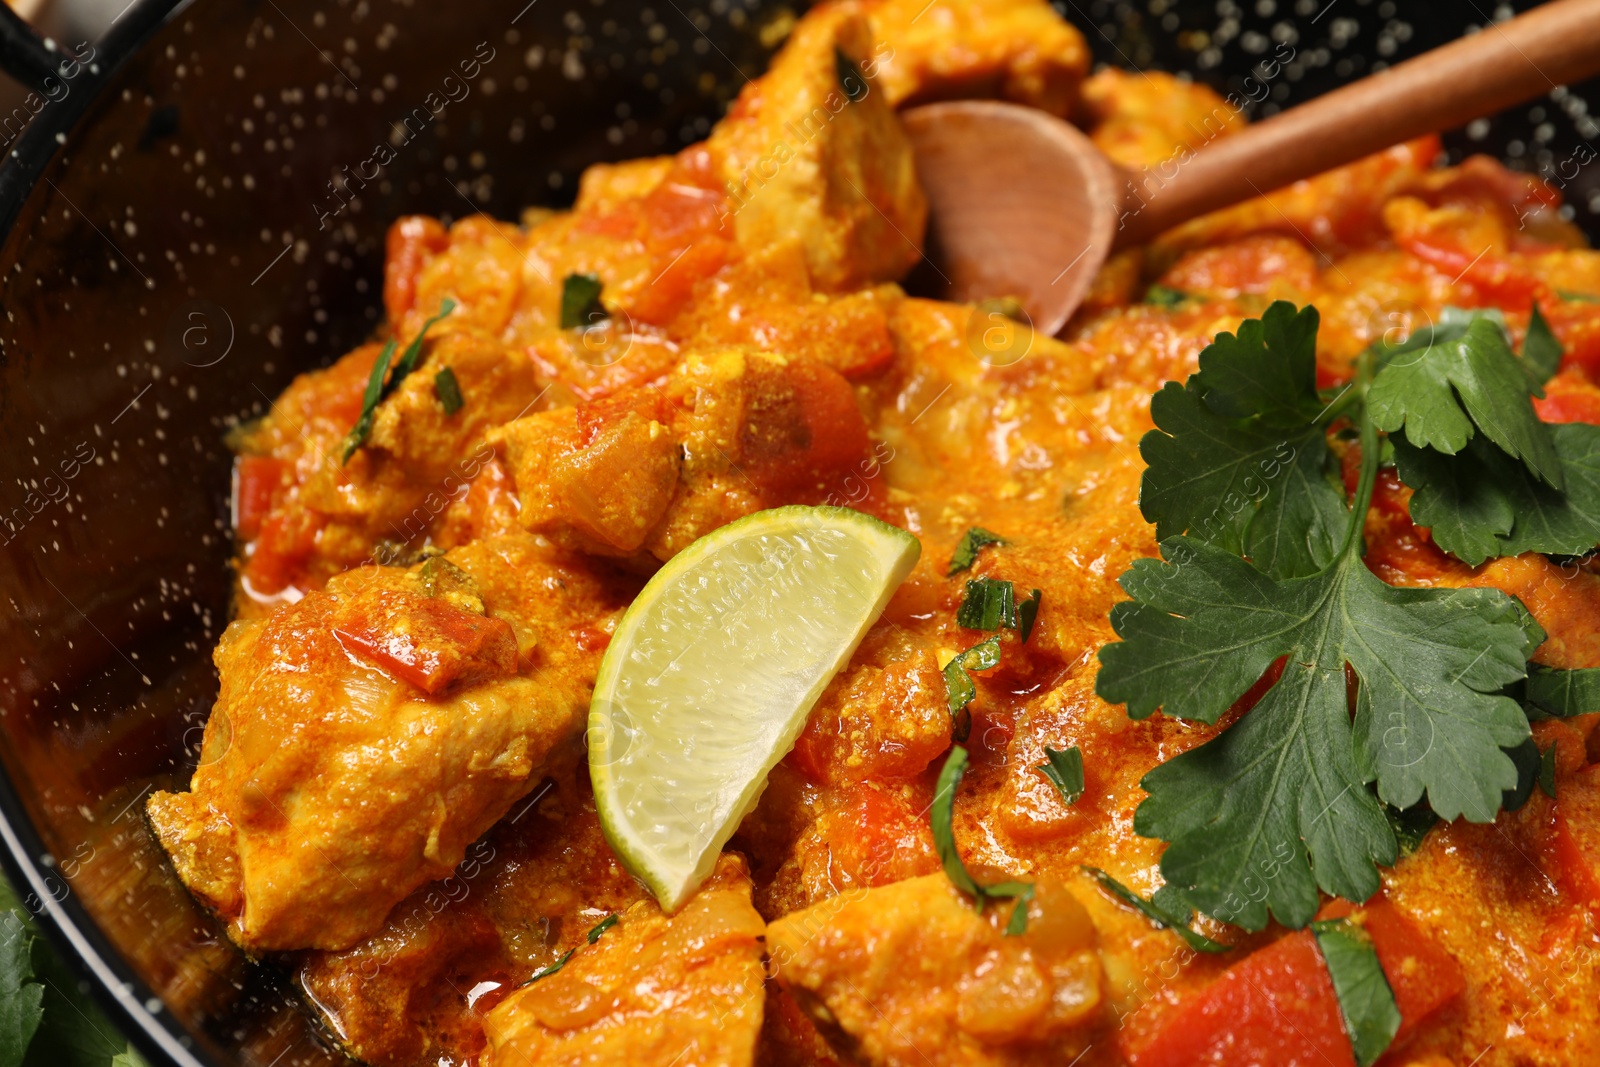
xmin=1526 ymin=663 xmax=1600 ymax=717
xmin=1523 ymin=302 xmax=1563 ymax=383
xmin=1036 ymin=745 xmax=1084 ymax=805
xmin=1017 ymin=588 xmax=1042 ymax=644
xmin=1145 ymin=284 xmax=1190 ymax=308
xmin=343 ymin=340 xmax=395 ymax=463
xmin=343 ymin=298 xmax=457 ymax=461
xmin=1311 ymin=918 xmax=1401 ymax=1067
xmin=1096 ymin=300 xmax=1600 ymax=932
xmin=957 ymin=577 xmax=1016 ymax=630
xmin=947 ymin=527 xmax=1006 ymax=576
xmin=933 ymin=746 xmax=1034 ymax=935
xmin=1384 ymin=803 xmax=1437 ymax=855
xmin=834 ymin=47 xmax=868 ymax=102
xmin=560 ymin=272 xmax=607 ymax=330
xmin=1082 ymin=867 xmax=1230 ymax=953
xmin=434 ymin=366 xmax=464 ymax=415
xmin=1559 ymin=289 xmax=1600 ymax=304
xmin=1539 ymin=744 xmax=1559 ymax=799
xmin=0 ymin=912 xmax=43 ymax=1064
xmin=586 ymin=913 xmax=619 ymax=943
xmin=522 ymin=913 xmax=618 ymax=986
xmin=943 ymin=635 xmax=1000 ymax=741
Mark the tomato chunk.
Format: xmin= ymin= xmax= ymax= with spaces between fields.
xmin=1551 ymin=763 xmax=1600 ymax=904
xmin=1127 ymin=899 xmax=1464 ymax=1067
xmin=1126 ymin=930 xmax=1354 ymax=1067
xmin=232 ymin=455 xmax=287 ymax=541
xmin=333 ymin=590 xmax=518 ymax=695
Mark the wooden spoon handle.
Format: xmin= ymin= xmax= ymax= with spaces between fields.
xmin=1115 ymin=0 xmax=1600 ymax=248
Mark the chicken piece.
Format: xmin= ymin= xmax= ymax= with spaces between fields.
xmin=297 ymin=778 xmax=650 ymax=1067
xmin=860 ymin=0 xmax=1090 ymax=115
xmin=768 ymin=874 xmax=1105 ymax=1067
xmin=1079 ymin=69 xmax=1242 ymax=172
xmin=234 ymin=324 xmax=545 ymax=598
xmin=669 ymin=241 xmax=903 ymax=381
xmin=483 ymin=853 xmax=767 ymax=1067
xmin=490 ymin=346 xmax=872 ymax=561
xmin=707 ymin=3 xmax=926 ymax=292
xmin=146 ymin=535 xmax=634 ymax=953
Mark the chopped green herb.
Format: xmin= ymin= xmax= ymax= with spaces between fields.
xmin=1523 ymin=302 xmax=1563 ymax=384
xmin=1145 ymin=284 xmax=1190 ymax=308
xmin=1383 ymin=803 xmax=1437 ymax=856
xmin=342 ymin=299 xmax=457 ymax=462
xmin=932 ymin=746 xmax=1035 ymax=935
xmin=1503 ymin=737 xmax=1542 ymax=812
xmin=1017 ymin=588 xmax=1042 ymax=644
xmin=943 ymin=635 xmax=1001 ymax=741
xmin=1082 ymin=867 xmax=1230 ymax=953
xmin=947 ymin=527 xmax=1006 ymax=576
xmin=523 ymin=948 xmax=575 ymax=985
xmin=1539 ymin=744 xmax=1559 ymax=799
xmin=522 ymin=913 xmax=618 ymax=987
xmin=560 ymin=272 xmax=607 ymax=330
xmin=1100 ymin=301 xmax=1549 ymax=931
xmin=587 ymin=913 xmax=619 ymax=943
xmin=957 ymin=577 xmax=1016 ymax=631
xmin=834 ymin=47 xmax=868 ymax=102
xmin=343 ymin=339 xmax=396 ymax=463
xmin=1312 ymin=918 xmax=1401 ymax=1067
xmin=1559 ymin=289 xmax=1600 ymax=304
xmin=1036 ymin=745 xmax=1084 ymax=805
xmin=434 ymin=366 xmax=464 ymax=415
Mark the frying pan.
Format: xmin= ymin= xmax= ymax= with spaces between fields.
xmin=0 ymin=1 xmax=1593 ymax=1064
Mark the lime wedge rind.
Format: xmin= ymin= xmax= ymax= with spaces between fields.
xmin=589 ymin=505 xmax=920 ymax=910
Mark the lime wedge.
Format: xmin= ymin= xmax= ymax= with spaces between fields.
xmin=589 ymin=505 xmax=920 ymax=910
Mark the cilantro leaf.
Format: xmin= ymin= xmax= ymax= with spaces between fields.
xmin=587 ymin=913 xmax=619 ymax=943
xmin=1082 ymin=867 xmax=1230 ymax=953
xmin=1138 ymin=302 xmax=1345 ymax=579
xmin=1539 ymin=744 xmax=1559 ymax=799
xmin=434 ymin=366 xmax=464 ymax=415
xmin=947 ymin=528 xmax=1006 ymax=576
xmin=0 ymin=913 xmax=42 ymax=1067
xmin=1526 ymin=663 xmax=1600 ymax=717
xmin=1523 ymin=302 xmax=1563 ymax=384
xmin=1384 ymin=803 xmax=1437 ymax=855
xmin=956 ymin=578 xmax=1016 ymax=631
xmin=342 ymin=340 xmax=395 ymax=462
xmin=1367 ymin=312 xmax=1562 ymax=488
xmin=559 ymin=273 xmax=607 ymax=330
xmin=1145 ymin=284 xmax=1190 ymax=308
xmin=1394 ymin=423 xmax=1600 ymax=565
xmin=932 ymin=747 xmax=1034 ymax=935
xmin=343 ymin=299 xmax=457 ymax=461
xmin=943 ymin=635 xmax=1001 ymax=741
xmin=1311 ymin=918 xmax=1401 ymax=1067
xmin=1098 ymin=536 xmax=1538 ymax=929
xmin=1502 ymin=737 xmax=1542 ymax=812
xmin=1017 ymin=588 xmax=1042 ymax=643
xmin=1036 ymin=745 xmax=1084 ymax=805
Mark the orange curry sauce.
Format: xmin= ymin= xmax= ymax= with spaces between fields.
xmin=147 ymin=1 xmax=1600 ymax=1065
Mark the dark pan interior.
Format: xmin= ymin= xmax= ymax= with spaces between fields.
xmin=0 ymin=1 xmax=1594 ymax=1065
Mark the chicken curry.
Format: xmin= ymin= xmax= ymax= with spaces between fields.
xmin=146 ymin=1 xmax=1600 ymax=1065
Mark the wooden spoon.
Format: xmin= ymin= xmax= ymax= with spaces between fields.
xmin=903 ymin=0 xmax=1600 ymax=337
